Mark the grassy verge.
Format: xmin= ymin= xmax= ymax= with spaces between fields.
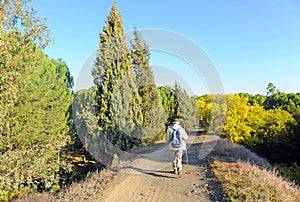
xmin=208 ymin=136 xmax=300 ymax=202
xmin=211 ymin=161 xmax=300 ymax=202
xmin=15 ymin=169 xmax=117 ymax=202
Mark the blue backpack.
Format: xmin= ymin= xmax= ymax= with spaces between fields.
xmin=171 ymin=127 xmax=182 ymax=148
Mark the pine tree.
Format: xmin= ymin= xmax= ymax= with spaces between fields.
xmin=157 ymin=85 xmax=177 ymax=130
xmin=131 ymin=27 xmax=165 ymax=143
xmin=174 ymin=82 xmax=195 ymax=130
xmin=0 ymin=0 xmax=50 ymax=134
xmin=0 ymin=51 xmax=73 ymax=197
xmin=92 ymin=2 xmax=142 ymax=150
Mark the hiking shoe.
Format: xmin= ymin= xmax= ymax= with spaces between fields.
xmin=178 ymin=169 xmax=182 ymax=178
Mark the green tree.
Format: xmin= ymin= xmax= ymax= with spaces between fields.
xmin=158 ymin=86 xmax=176 ymax=127
xmin=264 ymin=91 xmax=300 ymax=117
xmin=73 ymin=87 xmax=121 ymax=167
xmin=130 ymin=27 xmax=165 ymax=143
xmin=174 ymin=82 xmax=195 ymax=130
xmin=253 ymin=94 xmax=266 ymax=106
xmin=264 ymin=91 xmax=287 ymax=110
xmin=0 ymin=52 xmax=73 ymax=200
xmin=266 ymin=82 xmax=278 ymax=96
xmin=92 ymin=2 xmax=142 ymax=150
xmin=238 ymin=92 xmax=266 ymax=106
xmin=0 ymin=0 xmax=50 ymax=133
xmin=109 ymin=71 xmax=143 ymax=149
xmin=72 ymin=87 xmax=101 ymax=162
xmin=158 ymin=84 xmax=197 ymax=131
xmin=0 ymin=1 xmax=72 ymax=200
xmin=195 ymin=94 xmax=227 ymax=134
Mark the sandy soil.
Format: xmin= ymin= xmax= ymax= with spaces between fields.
xmin=94 ymin=133 xmax=225 ymax=202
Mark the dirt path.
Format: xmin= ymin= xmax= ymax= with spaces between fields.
xmin=96 ymin=133 xmax=225 ymax=202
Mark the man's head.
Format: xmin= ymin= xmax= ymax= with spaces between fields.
xmin=172 ymin=118 xmax=180 ymax=125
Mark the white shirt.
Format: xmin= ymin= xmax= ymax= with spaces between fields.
xmin=166 ymin=124 xmax=189 ymax=150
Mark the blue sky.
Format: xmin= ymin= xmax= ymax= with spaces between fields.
xmin=30 ymin=0 xmax=300 ymax=95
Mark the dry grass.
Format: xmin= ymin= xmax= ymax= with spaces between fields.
xmin=14 ymin=169 xmax=117 ymax=202
xmin=210 ymin=136 xmax=271 ymax=168
xmin=212 ymin=161 xmax=300 ymax=202
xmin=206 ymin=135 xmax=300 ymax=201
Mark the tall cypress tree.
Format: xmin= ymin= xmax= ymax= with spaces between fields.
xmin=92 ymin=2 xmax=142 ymax=149
xmin=174 ymin=82 xmax=195 ymax=130
xmin=158 ymin=86 xmax=176 ymax=120
xmin=131 ymin=27 xmax=165 ymax=143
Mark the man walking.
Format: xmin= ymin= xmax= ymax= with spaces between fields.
xmin=166 ymin=119 xmax=188 ymax=177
